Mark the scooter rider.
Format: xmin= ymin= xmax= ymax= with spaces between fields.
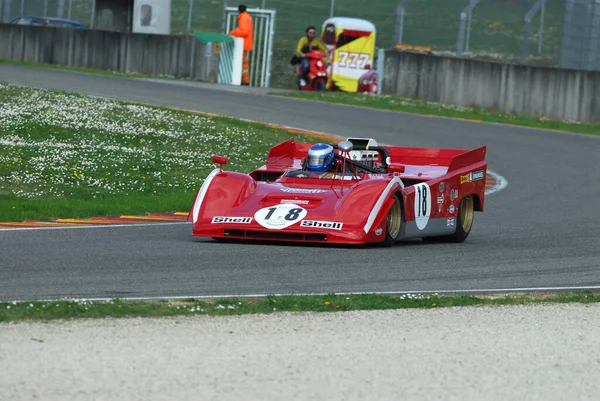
xmin=296 ymin=26 xmax=329 ymax=86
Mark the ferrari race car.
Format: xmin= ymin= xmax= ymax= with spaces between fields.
xmin=188 ymin=137 xmax=487 ymax=246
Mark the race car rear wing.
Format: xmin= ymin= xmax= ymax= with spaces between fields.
xmin=386 ymin=145 xmax=486 ymax=172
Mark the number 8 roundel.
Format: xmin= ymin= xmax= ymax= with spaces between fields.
xmin=413 ymin=183 xmax=431 ymax=230
xmin=254 ymin=204 xmax=308 ymax=230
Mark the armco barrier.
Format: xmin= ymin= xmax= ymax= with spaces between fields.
xmin=0 ymin=23 xmax=220 ymax=82
xmin=381 ymin=50 xmax=600 ymax=123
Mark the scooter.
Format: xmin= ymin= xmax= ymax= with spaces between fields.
xmin=297 ymin=49 xmax=329 ymax=92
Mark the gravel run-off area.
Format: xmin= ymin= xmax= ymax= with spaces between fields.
xmin=1 ymin=303 xmax=600 ymax=401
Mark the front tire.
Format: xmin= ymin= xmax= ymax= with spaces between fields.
xmin=383 ymin=194 xmax=403 ymax=247
xmin=316 ymin=80 xmax=326 ymax=91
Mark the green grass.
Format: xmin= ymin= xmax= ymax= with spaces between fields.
xmin=0 ymin=82 xmax=319 ymax=222
xmin=275 ymin=91 xmax=600 ymax=136
xmin=1 ymin=291 xmax=599 ymax=322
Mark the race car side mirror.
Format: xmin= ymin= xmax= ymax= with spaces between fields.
xmin=212 ymin=155 xmax=228 ymax=172
xmin=388 ymin=163 xmax=405 ymax=173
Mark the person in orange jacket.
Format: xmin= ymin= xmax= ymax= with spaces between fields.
xmin=229 ymin=5 xmax=254 ymax=86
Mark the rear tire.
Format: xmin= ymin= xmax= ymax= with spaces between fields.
xmin=424 ymin=195 xmax=474 ymax=243
xmin=448 ymin=195 xmax=475 ymax=243
xmin=382 ymin=193 xmax=403 ymax=247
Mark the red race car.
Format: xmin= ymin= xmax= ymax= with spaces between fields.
xmin=188 ymin=137 xmax=487 ymax=246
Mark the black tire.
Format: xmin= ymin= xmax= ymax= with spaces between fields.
xmin=316 ymin=80 xmax=326 ymax=91
xmin=382 ymin=193 xmax=403 ymax=247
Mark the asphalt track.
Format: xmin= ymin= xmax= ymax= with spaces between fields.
xmin=1 ymin=64 xmax=600 ymax=302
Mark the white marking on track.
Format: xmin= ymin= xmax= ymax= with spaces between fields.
xmin=5 ymin=285 xmax=600 ymax=303
xmin=485 ymin=170 xmax=508 ymax=195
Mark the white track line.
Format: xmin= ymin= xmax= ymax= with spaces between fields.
xmin=5 ymin=285 xmax=600 ymax=303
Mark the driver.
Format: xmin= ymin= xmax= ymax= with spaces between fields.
xmin=286 ymin=143 xmax=336 ymax=178
xmin=306 ymin=143 xmax=336 ymax=174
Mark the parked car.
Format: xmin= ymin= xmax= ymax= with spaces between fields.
xmin=10 ymin=16 xmax=86 ymax=29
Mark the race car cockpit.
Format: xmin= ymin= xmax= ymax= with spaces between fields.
xmin=284 ymin=138 xmax=391 ymax=180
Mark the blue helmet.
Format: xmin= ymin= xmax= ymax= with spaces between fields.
xmin=306 ymin=143 xmax=335 ymax=172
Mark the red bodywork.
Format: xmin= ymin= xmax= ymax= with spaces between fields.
xmin=188 ymin=138 xmax=487 ymax=245
xmin=298 ymin=49 xmax=329 ymax=91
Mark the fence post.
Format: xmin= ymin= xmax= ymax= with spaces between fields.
xmin=187 ymin=0 xmax=193 ymax=30
xmin=22 ymin=0 xmax=26 ymax=18
xmin=90 ymin=0 xmax=96 ymax=28
xmin=376 ymin=48 xmax=384 ymax=95
xmin=221 ymin=0 xmax=228 ymax=34
xmin=330 ymin=0 xmax=335 ymax=18
xmin=538 ymin=0 xmax=545 ymax=53
xmin=57 ymin=0 xmax=65 ymax=18
xmin=457 ymin=12 xmax=467 ymax=56
xmin=266 ymin=10 xmax=276 ymax=87
xmin=588 ymin=0 xmax=600 ymax=70
xmin=520 ymin=0 xmax=546 ymax=64
xmin=457 ymin=0 xmax=480 ymax=56
xmin=44 ymin=0 xmax=47 ymax=16
xmin=394 ymin=0 xmax=409 ymax=46
xmin=1 ymin=0 xmax=7 ymax=23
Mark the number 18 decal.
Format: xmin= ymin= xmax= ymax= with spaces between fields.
xmin=254 ymin=204 xmax=307 ymax=230
xmin=413 ymin=183 xmax=431 ymax=230
xmin=338 ymin=51 xmax=370 ymax=69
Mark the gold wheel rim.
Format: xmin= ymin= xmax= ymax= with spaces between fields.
xmin=460 ymin=196 xmax=474 ymax=232
xmin=387 ymin=199 xmax=401 ymax=238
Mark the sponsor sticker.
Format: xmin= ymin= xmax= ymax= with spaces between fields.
xmin=439 ymin=182 xmax=445 ymax=192
xmin=472 ymin=169 xmax=485 ymax=181
xmin=446 ymin=217 xmax=456 ymax=228
xmin=374 ymin=227 xmax=383 ymax=236
xmin=460 ymin=169 xmax=485 ymax=184
xmin=280 ymin=199 xmax=309 ymax=205
xmin=449 ymin=205 xmax=455 ymax=214
xmin=437 ymin=195 xmax=444 ymax=204
xmin=280 ymin=187 xmax=326 ymax=194
xmin=211 ymin=216 xmax=252 ymax=224
xmin=300 ymin=220 xmax=343 ymax=230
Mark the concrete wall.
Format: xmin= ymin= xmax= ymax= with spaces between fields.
xmin=382 ymin=50 xmax=600 ymax=123
xmin=0 ymin=23 xmax=220 ymax=82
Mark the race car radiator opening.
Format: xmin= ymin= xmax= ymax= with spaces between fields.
xmin=223 ymin=229 xmax=327 ymax=242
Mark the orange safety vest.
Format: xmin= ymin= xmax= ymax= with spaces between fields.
xmin=229 ymin=12 xmax=254 ymax=51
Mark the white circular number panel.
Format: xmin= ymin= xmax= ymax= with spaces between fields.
xmin=413 ymin=183 xmax=431 ymax=230
xmin=254 ymin=204 xmax=307 ymax=230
